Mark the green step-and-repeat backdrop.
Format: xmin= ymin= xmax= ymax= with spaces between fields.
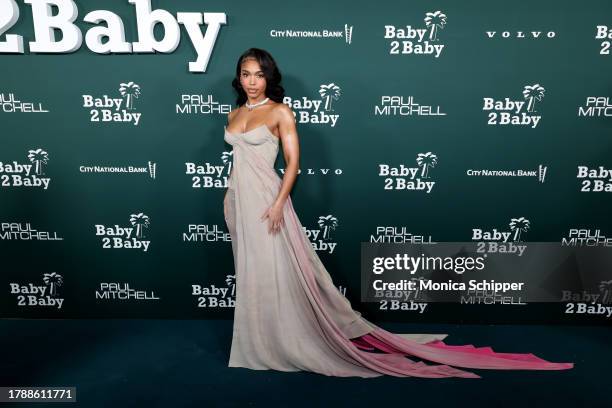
xmin=1 ymin=0 xmax=611 ymax=325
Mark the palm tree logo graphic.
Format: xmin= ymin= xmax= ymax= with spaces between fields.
xmin=225 ymin=275 xmax=236 ymax=297
xmin=319 ymin=83 xmax=341 ymax=111
xmin=424 ymin=11 xmax=447 ymax=42
xmin=318 ymin=215 xmax=338 ymax=240
xmin=416 ymin=152 xmax=438 ymax=179
xmin=129 ymin=212 xmax=150 ymax=239
xmin=221 ymin=151 xmax=234 ymax=175
xmin=43 ymin=272 xmax=63 ymax=297
xmin=509 ymin=217 xmax=530 ymax=242
xmin=119 ymin=82 xmax=141 ymax=110
xmin=522 ymin=84 xmax=545 ymax=113
xmin=599 ymin=280 xmax=612 ymax=304
xmin=408 ymin=277 xmax=423 ymax=300
xmin=27 ymin=148 xmax=49 ymax=176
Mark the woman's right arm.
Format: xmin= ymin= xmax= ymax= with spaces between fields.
xmin=224 ymin=108 xmax=237 ymax=202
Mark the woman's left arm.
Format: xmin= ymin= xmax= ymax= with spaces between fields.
xmin=261 ymin=104 xmax=299 ymax=234
xmin=274 ymin=104 xmax=299 ymax=206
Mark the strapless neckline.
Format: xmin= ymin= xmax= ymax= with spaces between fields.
xmin=224 ymin=124 xmax=279 ymax=143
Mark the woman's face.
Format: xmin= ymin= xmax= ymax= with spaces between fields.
xmin=239 ymin=58 xmax=267 ymax=100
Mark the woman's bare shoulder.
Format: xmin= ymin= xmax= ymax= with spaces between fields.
xmin=272 ymin=102 xmax=294 ymax=123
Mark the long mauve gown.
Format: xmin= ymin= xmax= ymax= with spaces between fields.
xmin=222 ymin=123 xmax=574 ymax=378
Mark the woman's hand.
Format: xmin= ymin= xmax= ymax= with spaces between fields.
xmin=261 ymin=201 xmax=285 ymax=234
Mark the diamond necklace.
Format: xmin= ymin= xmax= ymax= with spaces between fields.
xmin=245 ymin=97 xmax=269 ymax=111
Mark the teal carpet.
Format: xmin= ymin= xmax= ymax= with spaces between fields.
xmin=0 ymin=319 xmax=607 ymax=407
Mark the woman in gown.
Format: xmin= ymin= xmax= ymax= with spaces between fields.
xmin=223 ymin=48 xmax=574 ymax=378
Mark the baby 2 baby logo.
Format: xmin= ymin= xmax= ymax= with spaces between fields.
xmin=472 ymin=217 xmax=530 ymax=257
xmin=384 ymin=10 xmax=447 ymax=58
xmin=82 ymin=82 xmax=142 ymax=125
xmin=483 ymin=84 xmax=545 ymax=128
xmin=379 ymin=152 xmax=438 ymax=193
xmin=577 ymin=166 xmax=612 ymax=193
xmin=9 ymin=272 xmax=64 ymax=309
xmin=187 ymin=150 xmax=232 ymax=189
xmin=192 ymin=275 xmax=235 ymax=308
xmin=284 ymin=83 xmax=342 ymax=127
xmin=303 ymin=214 xmax=340 ymax=254
xmin=95 ymin=212 xmax=151 ymax=251
xmin=0 ymin=148 xmax=51 ymax=189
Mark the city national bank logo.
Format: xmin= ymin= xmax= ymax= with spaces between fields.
xmin=175 ymin=94 xmax=232 ymax=115
xmin=370 ymin=226 xmax=435 ymax=244
xmin=595 ymin=25 xmax=612 ymax=55
xmin=374 ymin=96 xmax=446 ymax=117
xmin=378 ymin=152 xmax=438 ymax=193
xmin=466 ymin=164 xmax=547 ymax=183
xmin=384 ymin=11 xmax=447 ymax=58
xmin=303 ymin=214 xmax=340 ymax=254
xmin=95 ymin=213 xmax=151 ymax=251
xmin=95 ymin=283 xmax=160 ymax=301
xmin=472 ymin=217 xmax=530 ymax=256
xmin=192 ymin=275 xmax=235 ymax=308
xmin=0 ymin=92 xmax=48 ymax=113
xmin=0 ymin=222 xmax=63 ymax=241
xmin=82 ymin=82 xmax=142 ymax=125
xmin=561 ymin=228 xmax=612 ymax=247
xmin=483 ymin=84 xmax=545 ymax=128
xmin=284 ymin=83 xmax=342 ymax=127
xmin=9 ymin=272 xmax=64 ymax=309
xmin=577 ymin=97 xmax=612 ymax=118
xmin=270 ymin=23 xmax=353 ymax=44
xmin=577 ymin=165 xmax=612 ymax=192
xmin=0 ymin=148 xmax=51 ymax=189
xmin=80 ymin=160 xmax=156 ymax=179
xmin=186 ymin=151 xmax=232 ymax=189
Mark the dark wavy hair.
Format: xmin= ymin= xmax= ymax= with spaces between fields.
xmin=231 ymin=48 xmax=285 ymax=107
